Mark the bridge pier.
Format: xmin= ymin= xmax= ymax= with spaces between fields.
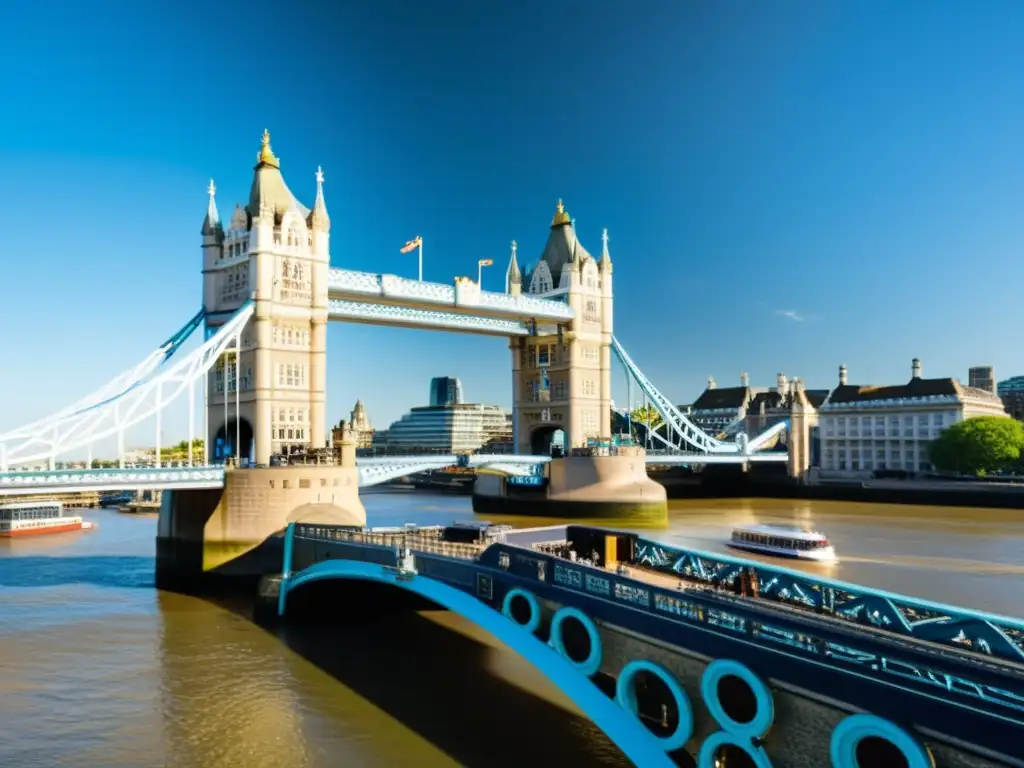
xmin=473 ymin=446 xmax=667 ymax=520
xmin=156 ymin=437 xmax=364 ymax=594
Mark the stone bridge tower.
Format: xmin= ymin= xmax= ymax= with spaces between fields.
xmin=201 ymin=131 xmax=330 ymax=465
xmin=507 ymin=201 xmax=613 ymax=453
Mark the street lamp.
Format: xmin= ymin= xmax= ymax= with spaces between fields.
xmin=477 ymin=258 xmax=493 ymax=286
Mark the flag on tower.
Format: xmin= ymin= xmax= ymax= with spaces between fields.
xmin=477 ymin=259 xmax=493 ymax=267
xmin=400 ymin=236 xmax=422 ymax=254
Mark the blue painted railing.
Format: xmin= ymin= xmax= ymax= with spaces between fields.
xmin=635 ymin=538 xmax=1024 ymax=663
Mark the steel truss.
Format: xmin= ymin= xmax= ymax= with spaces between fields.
xmin=0 ymin=304 xmax=253 ymax=470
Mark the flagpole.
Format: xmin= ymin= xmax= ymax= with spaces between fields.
xmin=418 ymin=238 xmax=423 ymax=281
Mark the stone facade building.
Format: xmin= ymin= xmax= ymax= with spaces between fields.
xmin=818 ymin=359 xmax=1008 ymax=477
xmin=201 ymin=131 xmax=330 ymax=464
xmin=507 ymin=201 xmax=613 ymax=453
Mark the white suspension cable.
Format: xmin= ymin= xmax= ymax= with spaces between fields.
xmin=0 ymin=309 xmax=205 ymax=441
xmin=610 ymin=336 xmax=732 ymax=453
xmin=0 ymin=303 xmax=253 ymax=468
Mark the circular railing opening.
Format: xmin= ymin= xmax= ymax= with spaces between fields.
xmin=711 ymin=743 xmax=759 ymax=768
xmin=717 ymin=674 xmax=758 ymax=725
xmin=856 ymin=736 xmax=910 ymax=768
xmin=508 ymin=594 xmax=533 ymax=626
xmin=631 ymin=670 xmax=679 ymax=739
xmin=560 ymin=615 xmax=593 ymax=664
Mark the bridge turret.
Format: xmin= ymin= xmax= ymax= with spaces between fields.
xmin=200 ymin=130 xmax=330 ymax=466
xmin=599 ymin=226 xmax=613 ymax=274
xmin=512 ymin=200 xmax=612 ymax=452
xmin=201 ymin=179 xmax=223 ymax=312
xmin=308 ymin=166 xmax=330 ymax=259
xmin=506 ymin=239 xmax=522 ymax=296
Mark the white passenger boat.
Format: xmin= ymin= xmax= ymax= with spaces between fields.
xmin=728 ymin=524 xmax=837 ymax=562
xmin=0 ymin=501 xmax=89 ymax=537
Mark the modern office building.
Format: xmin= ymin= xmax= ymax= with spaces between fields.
xmin=968 ymin=366 xmax=995 ymax=395
xmin=428 ymin=377 xmax=464 ymax=407
xmin=997 ymin=375 xmax=1024 ymax=420
xmin=372 ymin=378 xmax=511 ymax=453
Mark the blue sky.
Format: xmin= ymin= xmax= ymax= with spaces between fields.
xmin=2 ymin=1 xmax=1024 ymax=451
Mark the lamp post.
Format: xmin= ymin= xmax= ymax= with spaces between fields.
xmin=477 ymin=258 xmax=493 ymax=286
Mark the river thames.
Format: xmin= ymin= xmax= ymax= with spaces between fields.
xmin=1 ymin=493 xmax=1022 ymax=767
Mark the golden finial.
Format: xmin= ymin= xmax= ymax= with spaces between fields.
xmin=257 ymin=129 xmax=279 ymax=168
xmin=551 ymin=198 xmax=571 ymax=227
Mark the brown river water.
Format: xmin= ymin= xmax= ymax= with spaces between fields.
xmin=1 ymin=494 xmax=1021 ymax=767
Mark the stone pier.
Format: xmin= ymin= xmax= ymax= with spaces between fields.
xmin=472 ymin=446 xmax=668 ymax=521
xmin=156 ymin=435 xmax=364 ymax=593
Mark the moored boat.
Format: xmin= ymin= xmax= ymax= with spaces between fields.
xmin=0 ymin=500 xmax=90 ymax=537
xmin=728 ymin=524 xmax=837 ymax=562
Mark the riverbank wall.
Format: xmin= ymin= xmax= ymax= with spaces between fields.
xmin=652 ymin=468 xmax=1024 ymax=509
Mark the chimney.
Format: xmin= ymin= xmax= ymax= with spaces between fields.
xmin=912 ymin=358 xmax=922 ymax=379
xmin=707 ymin=376 xmax=717 ymax=390
xmin=838 ymin=365 xmax=848 ymax=386
xmin=776 ymin=372 xmax=788 ymax=393
xmin=740 ymin=371 xmax=750 ymax=387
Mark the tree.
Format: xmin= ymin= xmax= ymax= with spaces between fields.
xmin=927 ymin=416 xmax=1024 ymax=476
xmin=630 ymin=404 xmax=663 ymax=431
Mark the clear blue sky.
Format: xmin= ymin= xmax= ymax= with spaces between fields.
xmin=2 ymin=0 xmax=1024 ymax=451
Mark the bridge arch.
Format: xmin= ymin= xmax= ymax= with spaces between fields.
xmin=214 ymin=417 xmax=254 ymax=463
xmin=529 ymin=424 xmax=565 ymax=456
xmin=281 ymin=558 xmax=675 ymax=768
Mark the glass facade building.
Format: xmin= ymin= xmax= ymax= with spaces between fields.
xmin=429 ymin=377 xmax=464 ymax=407
xmin=373 ymin=403 xmax=511 ymax=453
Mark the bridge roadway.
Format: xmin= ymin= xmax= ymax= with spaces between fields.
xmin=0 ymin=452 xmax=788 ymax=496
xmin=277 ymin=521 xmax=1024 ymax=767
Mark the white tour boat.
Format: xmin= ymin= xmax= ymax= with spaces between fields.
xmin=728 ymin=524 xmax=837 ymax=562
xmin=0 ymin=500 xmax=90 ymax=537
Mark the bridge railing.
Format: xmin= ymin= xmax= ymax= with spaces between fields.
xmin=294 ymin=524 xmax=483 ymax=561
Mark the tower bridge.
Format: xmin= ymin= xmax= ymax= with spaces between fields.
xmin=0 ymin=131 xmax=1020 ymax=765
xmin=0 ymin=129 xmax=802 ymax=493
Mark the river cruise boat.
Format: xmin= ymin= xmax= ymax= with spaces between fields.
xmin=0 ymin=501 xmax=92 ymax=537
xmin=728 ymin=524 xmax=837 ymax=562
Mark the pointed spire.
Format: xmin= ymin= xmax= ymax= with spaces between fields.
xmin=599 ymin=227 xmax=612 ymax=270
xmin=506 ymin=239 xmax=521 ymax=290
xmin=201 ymin=178 xmax=222 ymax=236
xmin=551 ymin=198 xmax=571 ymax=227
xmin=256 ymin=129 xmax=280 ymax=169
xmin=310 ymin=165 xmax=330 ymax=231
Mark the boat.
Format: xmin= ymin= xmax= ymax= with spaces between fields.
xmin=727 ymin=524 xmax=837 ymax=562
xmin=0 ymin=500 xmax=90 ymax=537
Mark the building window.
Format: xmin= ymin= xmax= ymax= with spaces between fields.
xmin=582 ymin=347 xmax=599 ymax=363
xmin=583 ymin=379 xmax=596 ymax=396
xmin=553 ymin=381 xmax=567 ymax=400
xmin=277 ymin=363 xmax=306 ymax=388
xmin=584 ymin=299 xmax=599 ymax=322
xmin=537 ymin=344 xmax=553 ymax=366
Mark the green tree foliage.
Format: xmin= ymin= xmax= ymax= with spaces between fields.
xmin=630 ymin=404 xmax=663 ymax=431
xmin=927 ymin=416 xmax=1024 ymax=475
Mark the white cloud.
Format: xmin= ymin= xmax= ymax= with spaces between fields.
xmin=775 ymin=309 xmax=805 ymax=323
